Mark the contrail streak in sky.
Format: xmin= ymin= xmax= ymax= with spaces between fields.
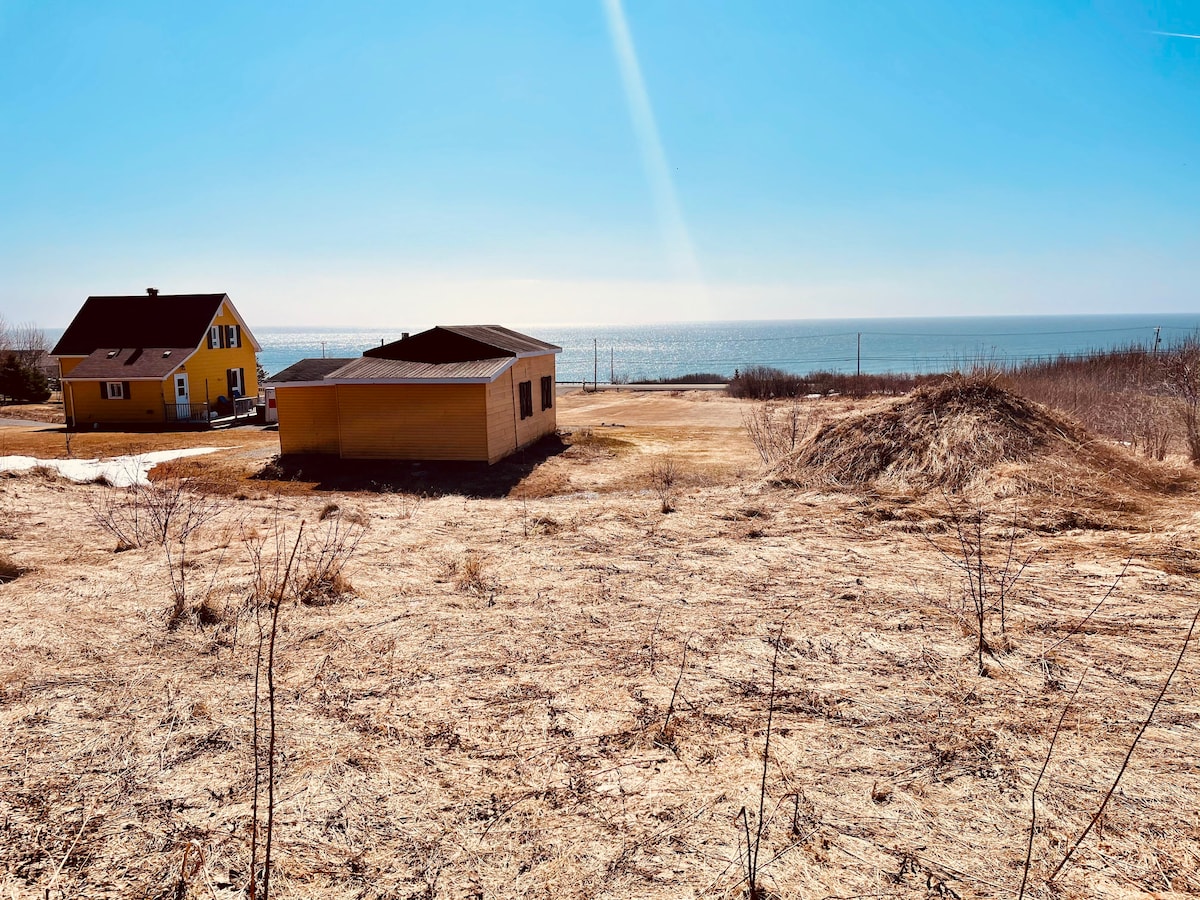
xmin=1151 ymin=30 xmax=1200 ymax=39
xmin=602 ymin=0 xmax=704 ymax=288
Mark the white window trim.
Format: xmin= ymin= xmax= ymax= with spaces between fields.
xmin=229 ymin=367 xmax=245 ymax=396
xmin=227 ymin=324 xmax=239 ymax=348
xmin=106 ymin=381 xmax=125 ymax=399
xmin=210 ymin=325 xmax=222 ymax=349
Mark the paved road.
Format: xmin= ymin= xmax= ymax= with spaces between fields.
xmin=0 ymin=417 xmax=56 ymax=428
xmin=556 ymin=382 xmax=727 ymax=396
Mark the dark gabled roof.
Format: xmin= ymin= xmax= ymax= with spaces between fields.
xmin=439 ymin=325 xmax=561 ymax=355
xmin=328 ymin=356 xmax=514 ymax=382
xmin=65 ymin=347 xmax=196 ymax=380
xmin=265 ymin=358 xmax=355 ymax=384
xmin=51 ymin=294 xmax=228 ymax=356
xmin=363 ymin=325 xmax=561 ymax=363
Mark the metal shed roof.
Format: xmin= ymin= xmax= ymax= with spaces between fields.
xmin=326 ymin=356 xmax=515 ymax=383
xmin=266 ymin=358 xmax=356 ymax=384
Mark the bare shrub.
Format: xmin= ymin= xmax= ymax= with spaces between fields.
xmin=294 ymin=514 xmax=365 ymax=605
xmin=728 ymin=365 xmax=804 ymax=400
xmin=244 ymin=508 xmax=365 ymax=608
xmin=89 ymin=476 xmax=220 ymax=550
xmin=927 ymin=502 xmax=1038 ymax=675
xmin=743 ymin=401 xmax=812 ymax=465
xmin=630 ymin=372 xmax=729 ymax=385
xmin=730 ymin=365 xmax=923 ymax=399
xmin=162 ymin=486 xmax=229 ymax=629
xmin=1000 ymin=342 xmax=1180 ymax=458
xmin=1163 ymin=337 xmax=1200 ymax=463
xmin=648 ymin=456 xmax=680 ymax=513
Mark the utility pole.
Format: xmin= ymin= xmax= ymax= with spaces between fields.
xmin=1154 ymin=326 xmax=1162 ymax=356
xmin=856 ymin=332 xmax=862 ymax=394
xmin=594 ymin=338 xmax=598 ymax=391
xmin=321 ymin=340 xmax=327 ymax=359
xmin=610 ymin=347 xmax=614 ymax=384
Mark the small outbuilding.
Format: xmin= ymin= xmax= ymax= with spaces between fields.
xmin=267 ymin=325 xmax=561 ymax=464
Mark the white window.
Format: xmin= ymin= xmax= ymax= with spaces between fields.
xmin=227 ymin=324 xmax=240 ymax=348
xmin=105 ymin=382 xmax=125 ymax=399
xmin=210 ymin=325 xmax=222 ymax=349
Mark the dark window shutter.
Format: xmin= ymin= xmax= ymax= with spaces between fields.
xmin=123 ymin=382 xmax=131 ymax=399
xmin=207 ymin=329 xmax=214 ymax=349
xmin=100 ymin=382 xmax=108 ymax=399
xmin=226 ymin=368 xmax=234 ymax=395
xmin=519 ymin=381 xmax=533 ymax=419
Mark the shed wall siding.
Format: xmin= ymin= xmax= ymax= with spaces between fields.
xmin=485 ymin=371 xmax=518 ymax=464
xmin=335 ymin=383 xmax=489 ymax=460
xmin=486 ymin=355 xmax=557 ymax=462
xmin=275 ymin=385 xmax=340 ymax=454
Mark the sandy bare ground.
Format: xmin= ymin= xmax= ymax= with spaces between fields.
xmin=0 ymin=400 xmax=65 ymax=424
xmin=1 ymin=391 xmax=1199 ymax=899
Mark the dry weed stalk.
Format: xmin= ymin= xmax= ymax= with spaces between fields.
xmin=737 ymin=610 xmax=796 ymax=899
xmin=1047 ymin=603 xmax=1200 ymax=885
xmin=656 ymin=639 xmax=689 ymax=750
xmin=1018 ymin=667 xmax=1088 ymax=900
xmin=249 ymin=523 xmax=305 ymax=900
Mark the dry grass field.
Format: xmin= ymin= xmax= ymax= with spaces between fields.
xmin=2 ymin=386 xmax=1199 ymax=899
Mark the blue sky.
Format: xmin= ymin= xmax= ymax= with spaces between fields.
xmin=1 ymin=1 xmax=1198 ymax=327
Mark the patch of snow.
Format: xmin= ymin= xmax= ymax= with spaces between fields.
xmin=0 ymin=448 xmax=224 ymax=487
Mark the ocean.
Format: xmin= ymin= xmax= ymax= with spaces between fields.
xmin=253 ymin=314 xmax=1200 ymax=383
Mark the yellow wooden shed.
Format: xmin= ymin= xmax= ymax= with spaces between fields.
xmin=267 ymin=326 xmax=561 ymax=464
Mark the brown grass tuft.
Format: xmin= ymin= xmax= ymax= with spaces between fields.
xmin=453 ymin=551 xmax=492 ymax=595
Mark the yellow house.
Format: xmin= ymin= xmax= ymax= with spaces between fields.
xmin=268 ymin=325 xmax=560 ymax=464
xmin=52 ymin=290 xmax=261 ymax=429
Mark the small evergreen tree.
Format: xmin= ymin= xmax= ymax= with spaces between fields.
xmin=0 ymin=354 xmax=51 ymax=403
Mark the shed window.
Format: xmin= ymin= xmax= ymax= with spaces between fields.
xmin=540 ymin=376 xmax=553 ymax=411
xmin=102 ymin=381 xmax=129 ymax=399
xmin=519 ymin=380 xmax=533 ymax=419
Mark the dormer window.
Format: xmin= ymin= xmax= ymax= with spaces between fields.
xmin=207 ymin=324 xmax=241 ymax=349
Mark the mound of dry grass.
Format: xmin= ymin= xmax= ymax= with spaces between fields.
xmin=773 ymin=377 xmax=1188 ymax=516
